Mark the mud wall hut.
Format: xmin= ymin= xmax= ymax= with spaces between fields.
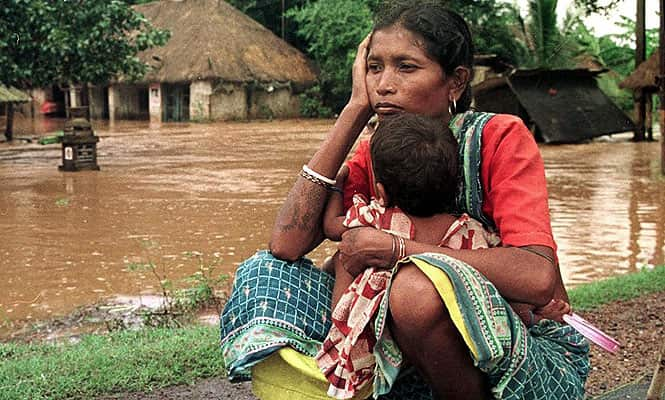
xmin=473 ymin=68 xmax=635 ymax=143
xmin=89 ymin=0 xmax=317 ymax=122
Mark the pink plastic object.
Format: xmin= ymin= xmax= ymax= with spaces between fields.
xmin=563 ymin=313 xmax=621 ymax=353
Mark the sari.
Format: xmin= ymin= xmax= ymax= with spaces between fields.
xmin=220 ymin=111 xmax=590 ymax=400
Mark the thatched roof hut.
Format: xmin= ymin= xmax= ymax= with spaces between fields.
xmin=0 ymin=85 xmax=30 ymax=104
xmin=620 ymin=48 xmax=660 ymax=91
xmin=134 ymin=0 xmax=317 ymax=86
xmin=95 ymin=0 xmax=319 ymax=121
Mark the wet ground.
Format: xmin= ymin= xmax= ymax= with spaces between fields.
xmin=1 ymin=115 xmax=664 ymax=333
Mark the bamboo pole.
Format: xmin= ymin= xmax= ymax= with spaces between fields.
xmin=634 ymin=0 xmax=647 ymax=141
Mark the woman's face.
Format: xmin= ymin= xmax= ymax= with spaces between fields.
xmin=367 ymin=25 xmax=453 ymax=120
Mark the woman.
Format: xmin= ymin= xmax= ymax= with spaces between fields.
xmin=221 ymin=2 xmax=589 ymax=399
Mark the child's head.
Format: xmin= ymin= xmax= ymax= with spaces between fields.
xmin=370 ymin=112 xmax=459 ymax=217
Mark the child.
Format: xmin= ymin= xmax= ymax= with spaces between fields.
xmin=317 ymin=113 xmax=570 ymax=399
xmin=322 ymin=112 xmax=478 ymax=308
xmin=317 ymin=113 xmax=495 ymax=398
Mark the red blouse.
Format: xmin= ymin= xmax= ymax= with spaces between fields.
xmin=342 ymin=113 xmax=556 ymax=251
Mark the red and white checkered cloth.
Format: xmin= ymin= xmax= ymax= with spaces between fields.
xmin=316 ymin=194 xmax=500 ymax=399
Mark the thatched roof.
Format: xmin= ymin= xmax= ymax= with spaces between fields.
xmin=0 ymin=84 xmax=30 ymax=103
xmin=620 ymin=48 xmax=660 ymax=90
xmin=134 ymin=0 xmax=317 ymax=85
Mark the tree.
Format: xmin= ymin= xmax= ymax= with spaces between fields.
xmin=226 ymin=0 xmax=310 ymax=53
xmin=573 ymin=0 xmax=622 ymax=16
xmin=0 ymin=0 xmax=169 ymax=140
xmin=447 ymin=0 xmax=530 ymax=66
xmin=287 ymin=0 xmax=374 ymax=112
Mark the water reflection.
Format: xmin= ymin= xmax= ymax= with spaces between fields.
xmin=542 ymin=138 xmax=665 ymax=285
xmin=0 ymin=114 xmax=663 ymax=327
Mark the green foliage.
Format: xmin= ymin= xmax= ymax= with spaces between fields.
xmin=54 ymin=198 xmax=70 ymax=207
xmin=126 ymin=248 xmax=229 ymax=328
xmin=572 ymin=0 xmax=622 ymax=16
xmin=299 ymin=84 xmax=334 ymax=118
xmin=515 ymin=0 xmax=581 ymax=68
xmin=226 ymin=0 xmax=310 ymax=54
xmin=0 ymin=326 xmax=224 ymax=400
xmin=610 ymin=16 xmax=659 ymax=60
xmin=448 ymin=0 xmax=530 ymax=66
xmin=566 ymin=14 xmax=660 ymax=112
xmin=288 ymin=0 xmax=374 ymax=112
xmin=0 ymin=0 xmax=170 ymax=88
xmin=569 ymin=266 xmax=665 ymax=311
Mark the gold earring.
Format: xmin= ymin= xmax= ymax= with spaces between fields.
xmin=448 ymin=98 xmax=457 ymax=115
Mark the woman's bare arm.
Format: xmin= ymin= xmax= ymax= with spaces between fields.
xmin=337 ymin=227 xmax=557 ymax=306
xmin=269 ymin=36 xmax=373 ymax=261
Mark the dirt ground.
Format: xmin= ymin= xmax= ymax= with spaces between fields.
xmin=92 ymin=291 xmax=665 ymax=400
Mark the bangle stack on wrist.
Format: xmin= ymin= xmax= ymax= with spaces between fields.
xmin=300 ymin=165 xmax=342 ymax=193
xmin=396 ymin=236 xmax=406 ymax=260
xmin=387 ymin=234 xmax=407 ymax=268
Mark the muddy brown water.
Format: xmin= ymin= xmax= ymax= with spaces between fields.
xmin=1 ymin=116 xmax=664 ymax=331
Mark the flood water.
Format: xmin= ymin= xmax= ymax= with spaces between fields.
xmin=1 ymin=116 xmax=664 ymax=328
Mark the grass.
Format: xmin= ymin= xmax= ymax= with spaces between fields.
xmin=0 ymin=326 xmax=223 ymax=400
xmin=1 ymin=265 xmax=664 ymax=400
xmin=568 ymin=265 xmax=665 ymax=311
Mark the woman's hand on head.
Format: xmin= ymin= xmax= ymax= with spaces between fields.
xmin=338 ymin=227 xmax=393 ymax=276
xmin=349 ymin=34 xmax=372 ymax=113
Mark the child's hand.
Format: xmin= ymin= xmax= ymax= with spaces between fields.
xmin=335 ymin=165 xmax=349 ymax=189
xmin=533 ymin=299 xmax=571 ymax=324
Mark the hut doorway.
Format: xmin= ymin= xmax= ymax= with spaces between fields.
xmin=163 ymin=83 xmax=190 ymax=122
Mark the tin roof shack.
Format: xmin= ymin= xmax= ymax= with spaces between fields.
xmin=1 ymin=85 xmax=31 ymax=141
xmin=473 ymin=69 xmax=635 ymax=143
xmin=620 ymin=48 xmax=660 ymax=141
xmin=91 ymin=0 xmax=317 ymax=122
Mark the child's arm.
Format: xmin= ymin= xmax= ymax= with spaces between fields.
xmin=323 ymin=192 xmax=348 ymax=241
xmin=323 ymin=166 xmax=350 ymax=241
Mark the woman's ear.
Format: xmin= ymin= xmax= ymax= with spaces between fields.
xmin=449 ymin=66 xmax=471 ymax=100
xmin=375 ymin=182 xmax=390 ymax=207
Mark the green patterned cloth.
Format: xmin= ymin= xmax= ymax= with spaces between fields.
xmin=372 ymin=253 xmax=589 ymax=399
xmin=220 ymin=251 xmax=334 ymax=380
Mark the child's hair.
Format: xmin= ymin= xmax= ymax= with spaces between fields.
xmin=370 ymin=113 xmax=459 ymax=217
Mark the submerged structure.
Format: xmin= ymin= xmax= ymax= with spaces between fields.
xmin=473 ymin=68 xmax=635 ymax=143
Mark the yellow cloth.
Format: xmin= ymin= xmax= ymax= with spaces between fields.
xmin=252 ymin=348 xmax=372 ymax=400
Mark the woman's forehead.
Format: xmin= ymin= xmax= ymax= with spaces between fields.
xmin=369 ymin=26 xmax=428 ymax=59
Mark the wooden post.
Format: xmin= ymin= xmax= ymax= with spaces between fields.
xmin=634 ymin=0 xmax=647 ymax=141
xmin=281 ymin=0 xmax=285 ymax=40
xmin=646 ymin=93 xmax=653 ymax=141
xmin=661 ymin=0 xmax=665 ymax=175
xmin=4 ymin=103 xmax=14 ymax=142
xmin=646 ymin=343 xmax=665 ymax=400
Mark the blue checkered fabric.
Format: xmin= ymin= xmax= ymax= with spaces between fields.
xmin=220 ymin=250 xmax=334 ymax=380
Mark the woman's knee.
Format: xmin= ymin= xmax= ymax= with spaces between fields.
xmin=388 ymin=263 xmax=450 ymax=332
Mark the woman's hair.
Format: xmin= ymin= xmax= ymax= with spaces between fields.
xmin=373 ymin=0 xmax=474 ymax=112
xmin=370 ymin=113 xmax=459 ymax=217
